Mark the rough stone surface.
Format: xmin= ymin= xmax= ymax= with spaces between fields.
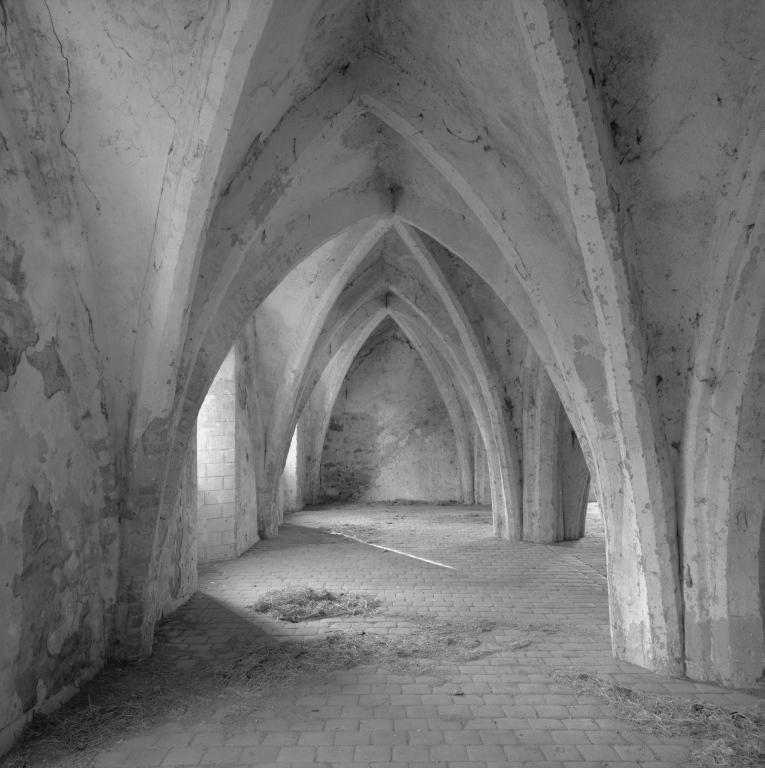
xmin=320 ymin=331 xmax=461 ymax=503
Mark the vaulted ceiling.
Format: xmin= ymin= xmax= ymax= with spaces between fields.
xmin=2 ymin=0 xmax=764 ymax=682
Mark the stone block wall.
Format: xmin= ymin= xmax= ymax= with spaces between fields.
xmin=282 ymin=429 xmax=300 ymax=513
xmin=319 ymin=333 xmax=462 ymax=502
xmin=196 ymin=348 xmax=237 ymax=562
xmin=195 ymin=341 xmax=260 ymax=563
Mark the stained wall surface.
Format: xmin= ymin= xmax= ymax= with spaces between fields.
xmin=0 ymin=353 xmax=117 ymax=752
xmin=320 ymin=333 xmax=461 ymax=503
xmin=0 ymin=150 xmax=119 ymax=751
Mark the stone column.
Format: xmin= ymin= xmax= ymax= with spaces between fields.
xmin=558 ymin=412 xmax=590 ymax=542
xmin=522 ymin=344 xmax=590 ymax=544
xmin=522 ymin=349 xmax=562 ymax=543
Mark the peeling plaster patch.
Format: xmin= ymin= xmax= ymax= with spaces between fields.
xmin=12 ymin=487 xmax=92 ymax=712
xmin=141 ymin=417 xmax=169 ymax=456
xmin=223 ymin=132 xmax=263 ymax=198
xmin=27 ymin=342 xmax=72 ymax=399
xmin=0 ymin=237 xmax=37 ymax=392
xmin=733 ymin=248 xmax=759 ymax=302
xmin=583 ymin=0 xmax=764 ymax=454
xmin=37 ymin=434 xmax=49 ymax=463
xmin=47 ymin=589 xmax=84 ymax=656
xmin=0 ymin=234 xmax=25 ymax=292
xmin=574 ymin=348 xmax=611 ymax=426
xmin=248 ymin=167 xmax=290 ymax=228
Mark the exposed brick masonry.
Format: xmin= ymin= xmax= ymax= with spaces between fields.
xmin=196 ymin=348 xmax=237 ymax=562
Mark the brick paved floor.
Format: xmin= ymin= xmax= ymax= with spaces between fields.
xmin=94 ymin=504 xmax=763 ymax=768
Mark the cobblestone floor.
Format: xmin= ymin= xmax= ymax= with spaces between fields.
xmin=94 ymin=504 xmax=763 ymax=768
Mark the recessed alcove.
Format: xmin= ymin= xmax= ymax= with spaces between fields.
xmin=318 ymin=320 xmax=462 ymax=504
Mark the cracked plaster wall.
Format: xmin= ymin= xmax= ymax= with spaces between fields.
xmin=0 ymin=368 xmax=117 ymax=751
xmin=22 ymin=0 xmax=216 ymax=449
xmin=584 ymin=0 xmax=765 ymax=461
xmin=0 ymin=147 xmax=119 ymax=749
xmin=0 ymin=1 xmax=259 ymax=702
xmin=320 ymin=332 xmax=461 ymax=503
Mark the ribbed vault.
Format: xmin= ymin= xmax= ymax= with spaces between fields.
xmin=247 ymin=221 xmax=524 ymax=539
xmin=115 ymin=9 xmax=685 ymax=673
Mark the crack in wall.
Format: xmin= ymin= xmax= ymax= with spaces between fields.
xmin=42 ymin=0 xmax=100 ymax=212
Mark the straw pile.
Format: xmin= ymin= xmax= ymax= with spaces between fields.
xmin=245 ymin=586 xmax=379 ymax=622
xmin=553 ymin=668 xmax=765 ymax=767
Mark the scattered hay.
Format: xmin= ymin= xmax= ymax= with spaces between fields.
xmin=502 ymin=619 xmax=562 ymax=634
xmin=317 ymin=522 xmax=382 ymax=542
xmin=1 ymin=656 xmax=191 ymax=768
xmin=215 ymin=615 xmax=500 ymax=689
xmin=245 ymin=586 xmax=379 ymax=622
xmin=402 ymin=613 xmax=498 ymax=634
xmin=553 ymin=668 xmax=765 ymax=768
xmin=2 ymin=602 xmax=526 ymax=768
xmin=379 ymin=614 xmax=502 ymax=665
xmin=277 ymin=526 xmax=356 ymax=545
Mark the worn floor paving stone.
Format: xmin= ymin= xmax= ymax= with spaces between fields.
xmin=92 ymin=504 xmax=762 ymax=768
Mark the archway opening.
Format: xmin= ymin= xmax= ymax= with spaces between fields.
xmin=195 ymin=342 xmax=259 ymax=565
xmin=281 ymin=427 xmax=302 ymax=515
xmin=317 ymin=319 xmax=464 ymax=506
xmin=195 ymin=346 xmax=237 ymax=564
